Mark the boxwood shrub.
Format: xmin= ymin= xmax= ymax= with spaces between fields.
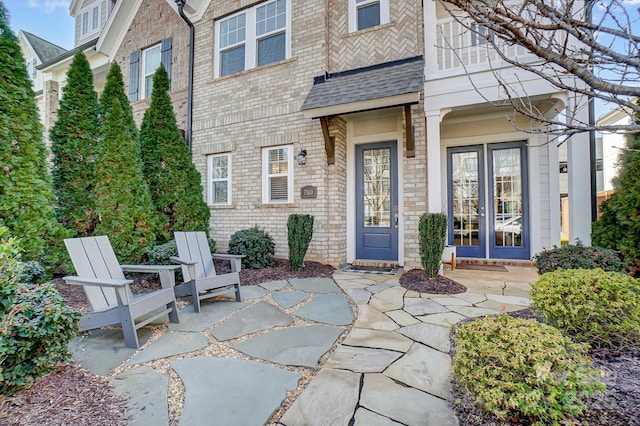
xmin=453 ymin=315 xmax=605 ymax=424
xmin=533 ymin=241 xmax=627 ymax=274
xmin=145 ymin=238 xmax=216 ymax=265
xmin=228 ymin=226 xmax=275 ymax=269
xmin=531 ymin=268 xmax=640 ymax=350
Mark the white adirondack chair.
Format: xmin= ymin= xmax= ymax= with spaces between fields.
xmin=171 ymin=231 xmax=243 ymax=312
xmin=64 ymin=236 xmax=180 ymax=348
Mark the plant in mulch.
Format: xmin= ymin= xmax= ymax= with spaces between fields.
xmin=139 ymin=64 xmax=210 ymax=244
xmin=533 ymin=240 xmax=628 ymax=275
xmin=0 ymin=8 xmax=70 ymax=272
xmin=228 ymin=226 xmax=275 ymax=269
xmin=419 ymin=213 xmax=447 ymax=277
xmin=287 ymin=214 xmax=314 ymax=272
xmin=0 ymin=229 xmax=80 ymax=396
xmin=452 ymin=315 xmax=605 ymax=425
xmin=530 ymin=268 xmax=640 ymax=350
xmin=93 ymin=63 xmax=159 ymax=263
xmin=49 ymin=52 xmax=100 ymax=238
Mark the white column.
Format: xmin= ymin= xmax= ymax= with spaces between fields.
xmin=423 ymin=0 xmax=439 ymax=77
xmin=567 ymin=98 xmax=592 ymax=244
xmin=547 ymin=136 xmax=561 ymax=248
xmin=426 ymin=112 xmax=443 ymax=213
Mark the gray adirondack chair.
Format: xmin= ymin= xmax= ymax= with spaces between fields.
xmin=171 ymin=231 xmax=243 ymax=312
xmin=64 ymin=236 xmax=180 ymax=348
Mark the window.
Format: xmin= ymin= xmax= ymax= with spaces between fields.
xmin=208 ymin=154 xmax=231 ymax=205
xmin=141 ymin=44 xmax=161 ymax=99
xmin=471 ymin=22 xmax=492 ymax=46
xmin=214 ymin=0 xmax=290 ymax=78
xmin=263 ymin=146 xmax=293 ymax=203
xmin=92 ymin=6 xmax=99 ymax=31
xmin=80 ymin=5 xmax=100 ymax=36
xmin=348 ymin=0 xmax=389 ymax=32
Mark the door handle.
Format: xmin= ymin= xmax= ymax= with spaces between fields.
xmin=394 ymin=206 xmax=399 ymax=229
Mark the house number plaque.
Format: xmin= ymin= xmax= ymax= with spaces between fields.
xmin=301 ymin=185 xmax=317 ymax=199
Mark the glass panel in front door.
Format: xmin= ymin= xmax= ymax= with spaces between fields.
xmin=363 ymin=148 xmax=391 ymax=228
xmin=493 ymin=148 xmax=523 ymax=247
xmin=451 ymin=151 xmax=481 ymax=246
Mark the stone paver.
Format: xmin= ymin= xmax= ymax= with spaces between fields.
xmin=212 ymin=301 xmax=293 ymax=341
xmin=69 ymin=328 xmax=153 ymax=376
xmin=111 ymin=366 xmax=169 ymax=426
xmin=343 ymin=328 xmax=413 ymax=352
xmin=449 ymin=305 xmax=501 ymax=318
xmin=289 ymin=277 xmax=341 ymax=293
xmin=324 ymin=346 xmax=402 ymax=373
xmin=271 ymin=291 xmax=309 ymax=309
xmin=172 ymin=357 xmax=300 ymax=426
xmin=127 ymin=332 xmax=208 ymax=365
xmin=169 ymin=301 xmax=246 ymax=332
xmin=353 ymin=408 xmax=404 ymax=425
xmin=292 ymin=293 xmax=354 ymax=326
xmin=369 ymin=287 xmax=406 ymax=312
xmin=359 ymin=374 xmax=458 ymax=426
xmin=404 ymin=298 xmax=449 ymax=316
xmin=485 ymin=294 xmax=531 ymax=307
xmin=240 ymin=285 xmax=270 ymax=300
xmin=417 ymin=312 xmax=466 ymax=326
xmin=384 ymin=343 xmax=452 ymax=400
xmin=366 ymin=282 xmax=393 ymax=293
xmin=353 ymin=305 xmax=399 ymax=331
xmin=279 ymin=368 xmax=360 ymax=426
xmin=233 ymin=325 xmax=343 ymax=368
xmin=385 ymin=309 xmax=420 ymax=326
xmin=398 ymin=322 xmax=451 ymax=352
xmin=260 ymin=280 xmax=288 ymax=291
xmin=344 ymin=288 xmax=372 ymax=305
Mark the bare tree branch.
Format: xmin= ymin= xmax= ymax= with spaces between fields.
xmin=438 ymin=0 xmax=640 ymax=135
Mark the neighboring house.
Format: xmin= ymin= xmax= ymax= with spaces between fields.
xmin=18 ymin=30 xmax=67 ymax=133
xmin=423 ymin=1 xmax=592 ymax=262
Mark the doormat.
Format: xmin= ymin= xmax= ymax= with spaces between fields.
xmin=456 ymin=264 xmax=509 ymax=272
xmin=342 ymin=265 xmax=399 ymax=275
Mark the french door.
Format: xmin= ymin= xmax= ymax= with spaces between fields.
xmin=447 ymin=142 xmax=529 ymax=260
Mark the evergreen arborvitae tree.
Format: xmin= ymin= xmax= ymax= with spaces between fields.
xmin=99 ymin=62 xmax=139 ymax=152
xmin=592 ymin=100 xmax=640 ymax=271
xmin=0 ymin=3 xmax=69 ymax=269
xmin=94 ymin=65 xmax=158 ymax=262
xmin=140 ymin=64 xmax=210 ymax=243
xmin=50 ymin=52 xmax=100 ymax=237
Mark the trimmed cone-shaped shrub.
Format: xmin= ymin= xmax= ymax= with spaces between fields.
xmin=531 ymin=268 xmax=640 ymax=350
xmin=453 ymin=315 xmax=604 ymax=424
xmin=0 ymin=7 xmax=69 ymax=270
xmin=419 ymin=213 xmax=447 ymax=277
xmin=140 ymin=65 xmax=210 ymax=244
xmin=94 ymin=70 xmax=158 ymax=263
xmin=592 ymin=99 xmax=640 ymax=271
xmin=99 ymin=62 xmax=139 ymax=153
xmin=50 ymin=52 xmax=100 ymax=237
xmin=288 ymin=214 xmax=314 ymax=272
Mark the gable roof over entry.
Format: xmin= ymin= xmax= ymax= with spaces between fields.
xmin=301 ymin=56 xmax=424 ymax=119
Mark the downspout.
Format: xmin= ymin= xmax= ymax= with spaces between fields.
xmin=175 ymin=0 xmax=194 ymax=150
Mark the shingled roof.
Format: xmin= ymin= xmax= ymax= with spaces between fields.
xmin=301 ymin=56 xmax=424 ymax=117
xmin=22 ymin=31 xmax=68 ymax=64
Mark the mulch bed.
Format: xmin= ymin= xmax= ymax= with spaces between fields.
xmin=399 ymin=268 xmax=467 ymax=294
xmin=451 ymin=308 xmax=640 ymax=426
xmin=0 ymin=259 xmax=335 ymax=426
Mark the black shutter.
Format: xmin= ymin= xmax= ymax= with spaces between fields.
xmin=128 ymin=50 xmax=139 ymax=102
xmin=161 ymin=37 xmax=172 ymax=90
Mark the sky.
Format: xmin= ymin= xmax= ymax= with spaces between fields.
xmin=3 ymin=0 xmax=74 ymax=50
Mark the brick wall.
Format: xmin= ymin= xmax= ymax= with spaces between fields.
xmin=190 ymin=0 xmax=425 ymax=267
xmin=112 ymin=0 xmax=189 ymax=129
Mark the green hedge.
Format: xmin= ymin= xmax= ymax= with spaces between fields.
xmin=533 ymin=241 xmax=627 ymax=275
xmin=453 ymin=315 xmax=604 ymax=424
xmin=531 ymin=268 xmax=640 ymax=350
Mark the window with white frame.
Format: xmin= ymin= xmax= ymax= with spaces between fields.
xmin=80 ymin=5 xmax=100 ymax=36
xmin=214 ymin=0 xmax=290 ymax=78
xmin=141 ymin=44 xmax=161 ymax=99
xmin=470 ymin=22 xmax=492 ymax=46
xmin=263 ymin=146 xmax=293 ymax=203
xmin=348 ymin=0 xmax=389 ymax=32
xmin=208 ymin=154 xmax=231 ymax=205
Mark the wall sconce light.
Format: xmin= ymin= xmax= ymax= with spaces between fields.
xmin=297 ymin=149 xmax=307 ymax=165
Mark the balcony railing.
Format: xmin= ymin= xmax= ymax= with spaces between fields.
xmin=436 ymin=16 xmax=529 ymax=72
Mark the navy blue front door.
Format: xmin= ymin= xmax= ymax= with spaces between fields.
xmin=356 ymin=142 xmax=398 ymax=261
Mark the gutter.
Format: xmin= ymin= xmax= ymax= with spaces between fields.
xmin=176 ymin=0 xmax=194 ymax=151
